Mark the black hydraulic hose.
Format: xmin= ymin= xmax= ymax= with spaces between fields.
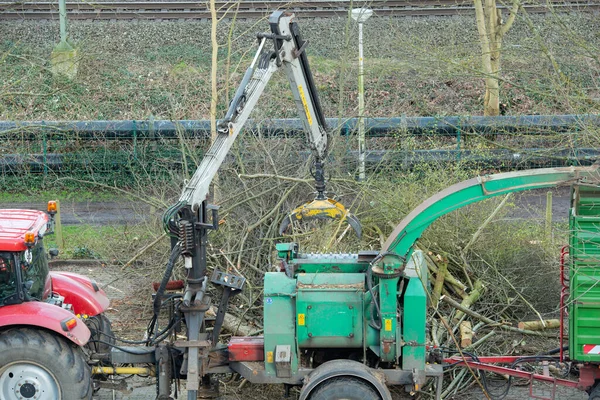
xmin=457 ymin=351 xmax=512 ymax=400
xmin=154 ymin=243 xmax=181 ymax=316
xmin=446 ymin=351 xmax=567 ymax=400
xmin=162 ymin=201 xmax=184 ymax=237
xmin=148 ymin=243 xmax=181 ymax=341
xmin=544 ymin=346 xmax=568 ymax=355
xmin=88 ymin=339 xmax=156 ymax=355
xmin=367 ymin=265 xmax=382 ymax=330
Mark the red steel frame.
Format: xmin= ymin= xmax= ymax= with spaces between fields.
xmin=559 ymin=245 xmax=569 ymax=362
xmin=444 ymin=355 xmax=600 ymax=393
xmin=444 ymin=356 xmax=579 ymax=389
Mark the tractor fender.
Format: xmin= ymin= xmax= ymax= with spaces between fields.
xmin=50 ymin=271 xmax=110 ymax=316
xmin=299 ymin=360 xmax=392 ymax=400
xmin=0 ymin=301 xmax=91 ymax=346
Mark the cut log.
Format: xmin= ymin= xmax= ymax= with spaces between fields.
xmin=432 ymin=255 xmax=448 ymax=308
xmin=208 ymin=306 xmax=261 ymax=337
xmin=517 ymin=319 xmax=560 ymax=331
xmin=426 ymin=258 xmax=468 ymax=297
xmin=460 ymin=321 xmax=473 ymax=348
xmin=441 ymin=295 xmax=546 ymax=336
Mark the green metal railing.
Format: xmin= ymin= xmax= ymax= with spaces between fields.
xmin=0 ymin=115 xmax=598 ymax=183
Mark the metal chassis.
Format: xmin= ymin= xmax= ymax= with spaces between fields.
xmin=444 ymin=356 xmax=600 ymax=397
xmin=229 ymin=361 xmax=443 ymax=398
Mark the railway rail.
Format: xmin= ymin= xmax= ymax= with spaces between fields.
xmin=0 ymin=0 xmax=598 ymax=20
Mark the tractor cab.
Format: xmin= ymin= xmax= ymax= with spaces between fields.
xmin=0 ymin=206 xmax=55 ymax=307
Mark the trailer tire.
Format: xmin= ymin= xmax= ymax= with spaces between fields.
xmin=0 ymin=328 xmax=92 ymax=400
xmin=590 ymin=383 xmax=600 ymax=400
xmin=308 ymin=377 xmax=381 ymax=400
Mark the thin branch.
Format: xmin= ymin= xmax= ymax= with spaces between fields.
xmin=56 ymin=177 xmax=167 ymax=208
xmin=238 ymin=173 xmax=312 ymax=184
xmin=121 ymin=233 xmax=167 ymax=270
xmin=441 ymin=295 xmax=546 ymax=336
xmin=500 ymin=0 xmax=521 ymax=36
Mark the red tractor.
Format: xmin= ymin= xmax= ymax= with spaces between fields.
xmin=0 ymin=203 xmax=110 ymax=400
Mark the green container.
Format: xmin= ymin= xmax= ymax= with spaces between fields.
xmin=570 ymin=186 xmax=600 ymax=362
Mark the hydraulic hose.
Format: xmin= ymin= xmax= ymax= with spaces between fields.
xmin=148 ymin=243 xmax=181 ymax=341
xmin=544 ymin=346 xmax=568 ymax=355
xmin=153 ymin=243 xmax=181 ymax=316
xmin=367 ymin=264 xmax=382 ymax=330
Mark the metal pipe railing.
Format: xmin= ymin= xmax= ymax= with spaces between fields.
xmin=1 ymin=148 xmax=597 ymax=174
xmin=1 ymin=114 xmax=598 ymax=139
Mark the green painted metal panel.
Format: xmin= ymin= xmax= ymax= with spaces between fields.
xmin=570 ymin=185 xmax=600 ymax=362
xmin=379 ymin=277 xmax=399 ymax=362
xmin=363 ymin=288 xmax=380 ymax=353
xmin=402 ymin=276 xmax=427 ymax=371
xmin=292 ymin=254 xmax=370 ymax=274
xmin=296 ymin=273 xmax=365 ymax=286
xmin=296 ymin=273 xmax=364 ymax=348
xmin=263 ymin=272 xmax=298 ymax=376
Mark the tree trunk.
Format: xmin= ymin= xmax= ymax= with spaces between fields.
xmin=473 ymin=0 xmax=519 ymax=116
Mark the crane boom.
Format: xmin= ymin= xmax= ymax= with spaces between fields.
xmin=179 ymin=11 xmax=328 ymax=209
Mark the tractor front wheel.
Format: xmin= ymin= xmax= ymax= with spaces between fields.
xmin=0 ymin=328 xmax=92 ymax=400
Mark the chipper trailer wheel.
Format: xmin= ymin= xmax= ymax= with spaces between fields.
xmin=590 ymin=383 xmax=600 ymax=400
xmin=299 ymin=360 xmax=391 ymax=400
xmin=0 ymin=328 xmax=92 ymax=400
xmin=308 ymin=377 xmax=381 ymax=400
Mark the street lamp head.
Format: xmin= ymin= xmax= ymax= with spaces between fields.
xmin=351 ymin=7 xmax=373 ymax=23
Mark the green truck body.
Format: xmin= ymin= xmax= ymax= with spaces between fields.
xmin=570 ymin=185 xmax=600 ymax=362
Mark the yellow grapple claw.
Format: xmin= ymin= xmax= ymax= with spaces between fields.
xmin=279 ymin=198 xmax=362 ymax=238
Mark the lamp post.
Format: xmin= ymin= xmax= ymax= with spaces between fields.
xmin=351 ymin=7 xmax=372 ymax=182
xmin=51 ymin=0 xmax=78 ymax=79
xmin=59 ymin=0 xmax=68 ymax=45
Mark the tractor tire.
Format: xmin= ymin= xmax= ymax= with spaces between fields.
xmin=308 ymin=377 xmax=381 ymax=400
xmin=0 ymin=328 xmax=92 ymax=400
xmin=85 ymin=313 xmax=114 ymax=356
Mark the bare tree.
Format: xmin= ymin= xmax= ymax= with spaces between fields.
xmin=473 ymin=0 xmax=520 ymax=115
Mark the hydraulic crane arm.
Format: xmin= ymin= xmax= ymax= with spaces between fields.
xmin=178 ymin=34 xmax=280 ymax=209
xmin=160 ymin=13 xmax=362 ymax=399
xmin=178 ymin=11 xmax=360 ymax=236
xmin=383 ymin=164 xmax=600 ymax=263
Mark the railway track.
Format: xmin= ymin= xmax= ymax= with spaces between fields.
xmin=0 ymin=0 xmax=598 ymax=20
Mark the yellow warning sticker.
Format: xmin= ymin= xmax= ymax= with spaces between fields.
xmin=266 ymin=351 xmax=273 ymax=363
xmin=384 ymin=318 xmax=392 ymax=331
xmin=298 ymin=313 xmax=305 ymax=326
xmin=298 ymin=85 xmax=313 ymax=126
